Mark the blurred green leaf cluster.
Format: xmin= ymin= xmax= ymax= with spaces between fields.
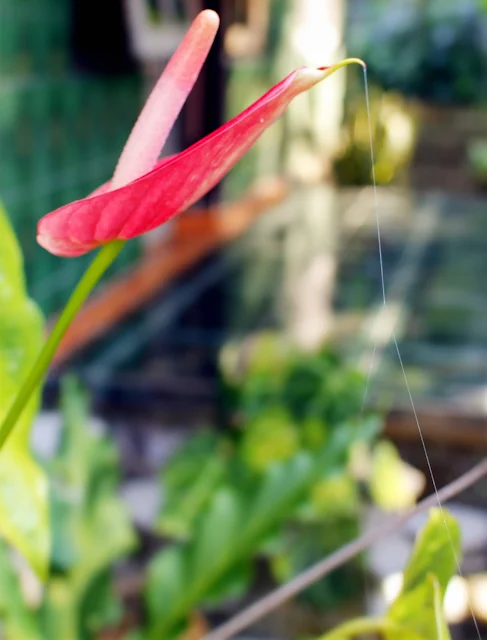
xmin=0 ymin=378 xmax=136 ymax=640
xmin=220 ymin=333 xmax=367 ymax=431
xmin=159 ymin=334 xmax=381 ymax=543
xmin=145 ymin=332 xmax=422 ymax=637
xmin=350 ymin=0 xmax=487 ymax=105
xmin=146 ymin=432 xmax=368 ymax=639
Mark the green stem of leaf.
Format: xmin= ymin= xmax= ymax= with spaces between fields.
xmin=319 ymin=616 xmax=402 ymax=640
xmin=0 ymin=240 xmax=125 ymax=451
xmin=149 ymin=452 xmax=333 ymax=639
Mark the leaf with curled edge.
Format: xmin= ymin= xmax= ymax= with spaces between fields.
xmin=385 ymin=509 xmax=459 ymax=640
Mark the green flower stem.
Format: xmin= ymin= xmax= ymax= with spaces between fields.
xmin=319 ymin=616 xmax=403 ymax=640
xmin=0 ymin=240 xmax=125 ymax=451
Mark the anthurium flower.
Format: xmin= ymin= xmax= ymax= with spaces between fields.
xmin=37 ymin=10 xmax=361 ymax=257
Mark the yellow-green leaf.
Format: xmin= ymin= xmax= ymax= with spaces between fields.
xmin=370 ymin=441 xmax=425 ymax=511
xmin=386 ymin=509 xmax=460 ymax=639
xmin=0 ymin=201 xmax=49 ymax=579
xmin=401 ymin=508 xmax=460 ymax=598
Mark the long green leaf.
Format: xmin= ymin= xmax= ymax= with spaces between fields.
xmin=318 ymin=510 xmax=459 ymax=640
xmin=157 ymin=431 xmax=226 ymax=540
xmin=51 ymin=379 xmax=136 ymax=597
xmin=145 ymin=431 xmax=352 ymax=639
xmin=400 ymin=508 xmax=460 ymax=598
xmin=0 ymin=202 xmax=49 ymax=579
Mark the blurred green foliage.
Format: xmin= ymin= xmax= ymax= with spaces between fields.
xmin=148 ymin=333 xmax=422 ymax=637
xmin=0 ymin=339 xmax=445 ymax=639
xmin=219 ymin=333 xmax=366 ymax=428
xmin=0 ymin=200 xmax=48 ymax=580
xmin=148 ymin=426 xmax=375 ymax=639
xmin=350 ymin=0 xmax=487 ymax=105
xmin=0 ymin=378 xmax=136 ymax=640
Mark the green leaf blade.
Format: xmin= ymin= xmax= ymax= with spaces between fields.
xmin=401 ymin=508 xmax=460 ymax=598
xmin=0 ymin=202 xmax=49 ymax=580
xmin=386 ymin=508 xmax=460 ymax=640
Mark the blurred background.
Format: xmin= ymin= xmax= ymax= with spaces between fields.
xmin=1 ymin=0 xmax=487 ymax=638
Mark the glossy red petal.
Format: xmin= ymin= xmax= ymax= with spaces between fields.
xmin=38 ymin=67 xmax=330 ymax=257
xmin=88 ymin=155 xmax=176 ymax=199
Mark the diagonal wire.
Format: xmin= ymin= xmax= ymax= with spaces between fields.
xmin=204 ymin=458 xmax=487 ymax=640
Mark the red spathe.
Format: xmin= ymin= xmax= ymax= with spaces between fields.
xmin=37 ymin=12 xmax=331 ymax=257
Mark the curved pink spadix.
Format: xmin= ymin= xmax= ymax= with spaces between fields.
xmin=37 ymin=48 xmax=362 ymax=256
xmin=112 ymin=9 xmax=219 ymax=188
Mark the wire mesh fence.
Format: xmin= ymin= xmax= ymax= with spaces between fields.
xmin=0 ymin=0 xmax=143 ymax=316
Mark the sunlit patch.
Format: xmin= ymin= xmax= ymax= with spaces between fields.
xmin=444 ymin=576 xmax=469 ymax=624
xmin=469 ymin=574 xmax=487 ymax=622
xmin=381 ymin=572 xmax=403 ymax=604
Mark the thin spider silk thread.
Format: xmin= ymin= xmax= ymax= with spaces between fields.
xmin=362 ymin=65 xmax=482 ymax=639
xmin=358 ymin=340 xmax=377 ymax=613
xmin=393 ymin=333 xmax=482 ymax=638
xmin=202 ymin=66 xmax=487 ymax=640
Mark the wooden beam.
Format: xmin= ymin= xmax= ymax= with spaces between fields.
xmin=386 ymin=405 xmax=487 ymax=450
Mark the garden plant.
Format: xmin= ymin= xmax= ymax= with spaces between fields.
xmin=0 ymin=7 xmax=485 ymax=639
